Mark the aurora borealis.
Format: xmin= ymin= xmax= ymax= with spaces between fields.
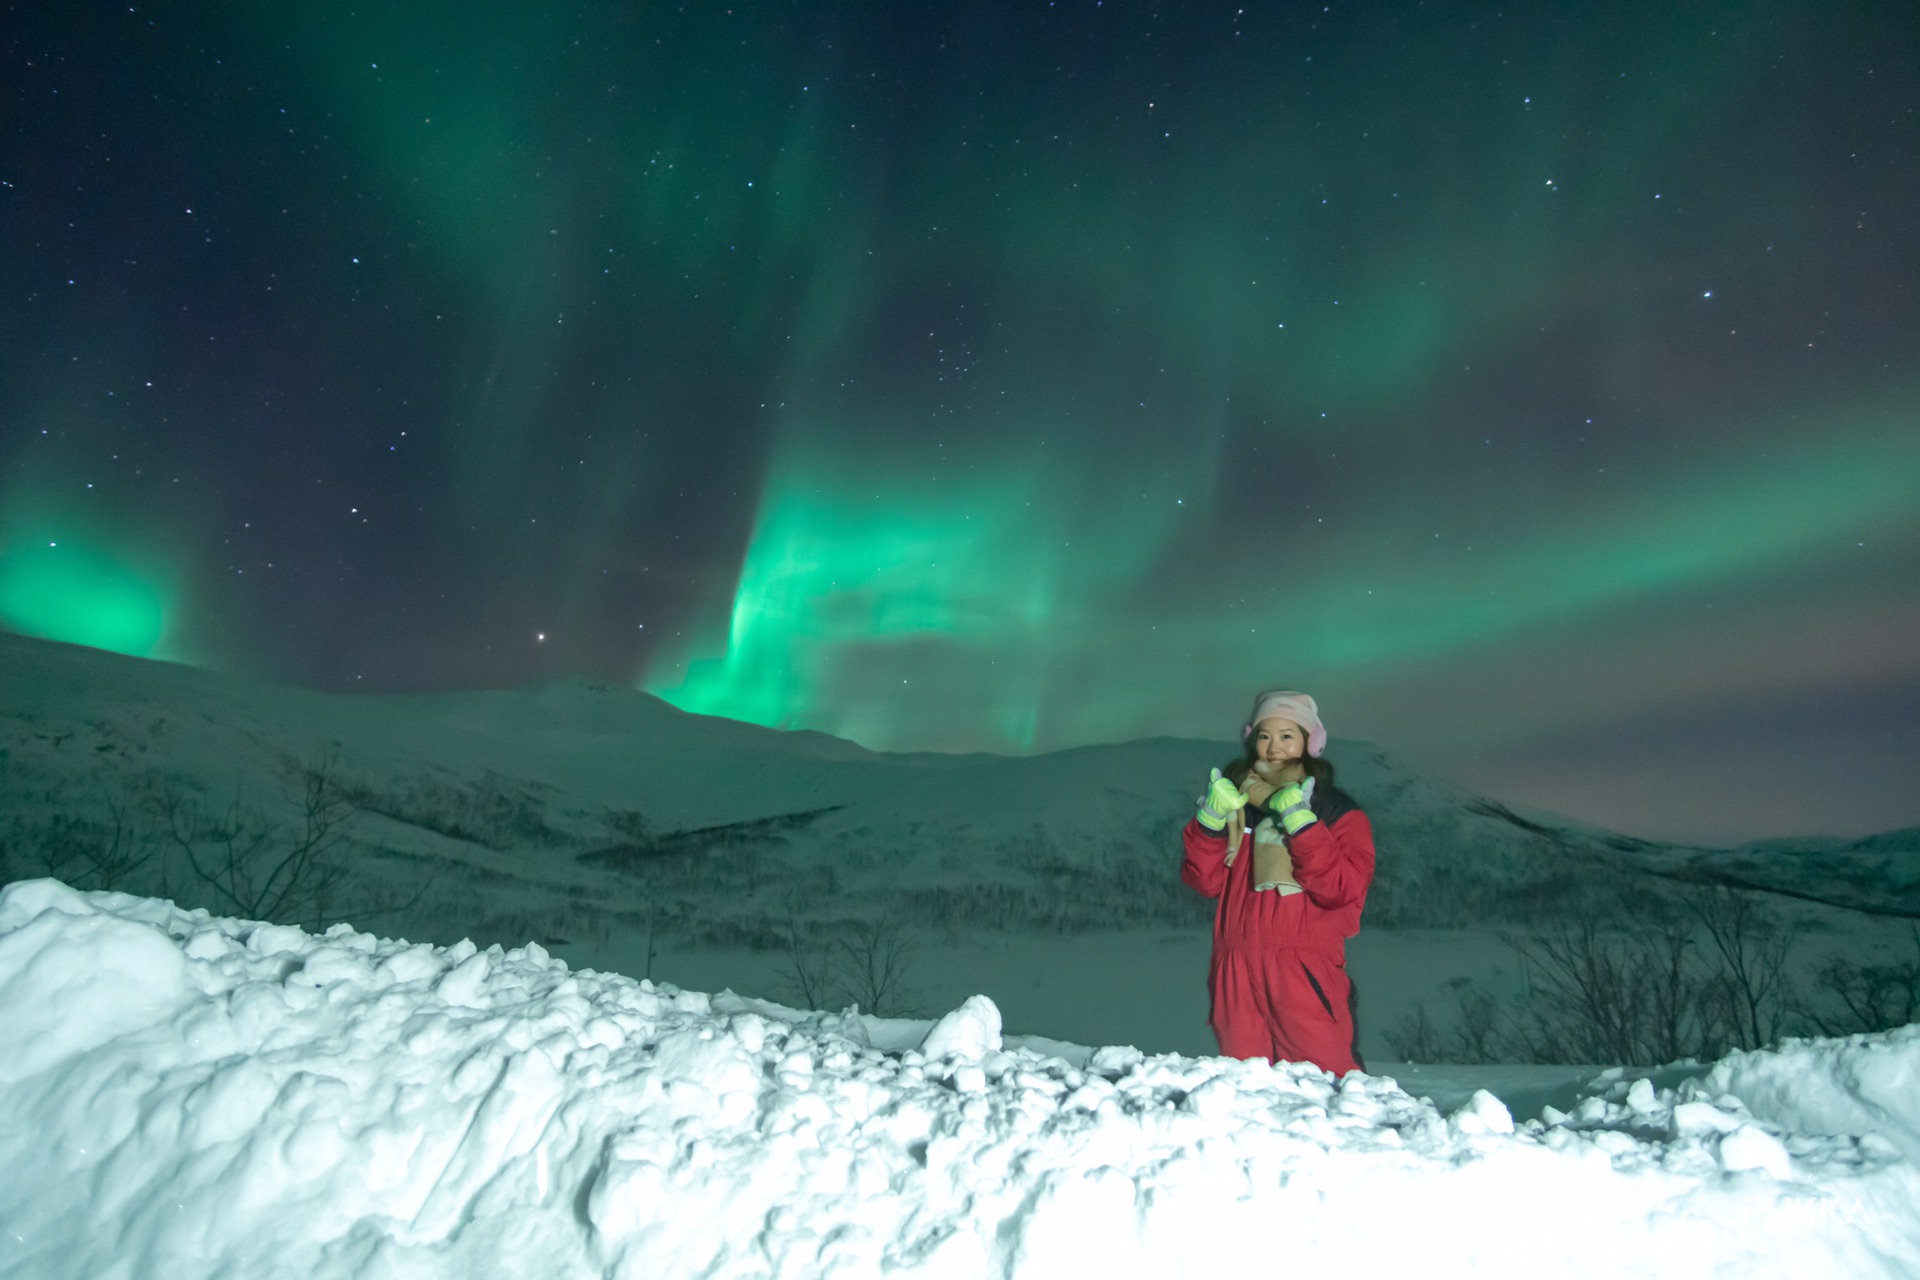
xmin=3 ymin=1 xmax=1916 ymax=843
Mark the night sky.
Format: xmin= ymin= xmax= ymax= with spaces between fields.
xmin=4 ymin=1 xmax=1917 ymax=844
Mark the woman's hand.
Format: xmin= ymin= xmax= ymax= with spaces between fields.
xmin=1271 ymin=781 xmax=1318 ymax=834
xmin=1196 ymin=768 xmax=1247 ymax=832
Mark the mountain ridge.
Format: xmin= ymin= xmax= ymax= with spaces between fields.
xmin=4 ymin=630 xmax=1914 ymax=945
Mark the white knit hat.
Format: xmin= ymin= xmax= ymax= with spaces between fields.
xmin=1241 ymin=690 xmax=1326 ymax=757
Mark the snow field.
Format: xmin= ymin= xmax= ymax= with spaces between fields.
xmin=2 ymin=878 xmax=1918 ymax=1279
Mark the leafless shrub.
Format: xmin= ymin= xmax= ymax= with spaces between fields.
xmin=1505 ymin=918 xmax=1722 ymax=1064
xmin=1802 ymin=924 xmax=1920 ymax=1036
xmin=631 ymin=905 xmax=663 ymax=980
xmin=834 ymin=918 xmax=921 ymax=1016
xmin=150 ymin=750 xmax=356 ymax=926
xmin=1421 ymin=888 xmax=1808 ymax=1065
xmin=1384 ymin=985 xmax=1512 ymax=1063
xmin=777 ymin=915 xmax=922 ymax=1017
xmin=1383 ymin=1001 xmax=1447 ymax=1062
xmin=29 ymin=778 xmax=157 ymax=891
xmin=1452 ymin=987 xmax=1506 ymax=1062
xmin=777 ymin=908 xmax=836 ymax=1011
xmin=1689 ymin=885 xmax=1800 ymax=1049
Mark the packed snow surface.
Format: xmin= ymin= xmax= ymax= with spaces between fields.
xmin=3 ymin=881 xmax=1918 ymax=1278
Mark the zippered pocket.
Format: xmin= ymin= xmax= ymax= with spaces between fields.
xmin=1300 ymin=961 xmax=1334 ymax=1019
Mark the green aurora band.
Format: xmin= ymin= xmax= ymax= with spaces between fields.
xmin=6 ymin=0 xmax=1913 ymax=798
xmin=0 ymin=536 xmax=175 ymax=659
xmin=647 ymin=406 xmax=1919 ymax=751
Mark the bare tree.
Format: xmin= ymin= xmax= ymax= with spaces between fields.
xmin=34 ymin=778 xmax=157 ymax=891
xmin=1390 ymin=891 xmax=1878 ymax=1067
xmin=1452 ymin=987 xmax=1506 ymax=1062
xmin=775 ymin=914 xmax=921 ymax=1017
xmin=832 ymin=918 xmax=920 ymax=1017
xmin=1637 ymin=919 xmax=1704 ymax=1065
xmin=151 ymin=750 xmax=356 ymax=926
xmin=1509 ymin=921 xmax=1643 ymax=1063
xmin=1384 ymin=1001 xmax=1446 ymax=1062
xmin=1507 ymin=919 xmax=1717 ymax=1065
xmin=777 ymin=911 xmax=836 ymax=1011
xmin=1690 ymin=886 xmax=1798 ymax=1050
xmin=637 ymin=911 xmax=661 ymax=981
xmin=1804 ymin=924 xmax=1920 ymax=1036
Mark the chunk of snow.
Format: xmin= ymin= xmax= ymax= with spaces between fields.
xmin=919 ymin=993 xmax=1003 ymax=1059
xmin=435 ymin=948 xmax=491 ymax=1006
xmin=1718 ymin=1125 xmax=1793 ymax=1178
xmin=1450 ymin=1087 xmax=1515 ymax=1135
xmin=1671 ymin=1100 xmax=1743 ymax=1138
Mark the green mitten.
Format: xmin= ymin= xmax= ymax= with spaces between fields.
xmin=1271 ymin=781 xmax=1318 ymax=835
xmin=1196 ymin=768 xmax=1247 ymax=832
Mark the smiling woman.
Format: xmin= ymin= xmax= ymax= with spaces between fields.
xmin=1182 ymin=689 xmax=1375 ymax=1076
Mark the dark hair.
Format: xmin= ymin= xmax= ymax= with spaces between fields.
xmin=1221 ymin=746 xmax=1336 ymax=790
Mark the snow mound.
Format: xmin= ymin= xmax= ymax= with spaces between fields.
xmin=919 ymin=992 xmax=1003 ymax=1060
xmin=1700 ymin=1024 xmax=1920 ymax=1165
xmin=3 ymin=879 xmax=1919 ymax=1278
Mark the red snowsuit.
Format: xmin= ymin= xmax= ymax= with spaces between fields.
xmin=1181 ymin=785 xmax=1374 ymax=1076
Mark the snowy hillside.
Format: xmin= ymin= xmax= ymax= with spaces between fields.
xmin=4 ymin=631 xmax=1915 ymax=1060
xmin=9 ymin=633 xmax=1912 ymax=930
xmin=2 ymin=879 xmax=1918 ymax=1279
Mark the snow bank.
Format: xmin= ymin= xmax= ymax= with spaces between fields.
xmin=3 ymin=879 xmax=1918 ymax=1279
xmin=1701 ymin=1025 xmax=1920 ymax=1165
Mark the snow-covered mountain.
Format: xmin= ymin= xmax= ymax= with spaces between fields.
xmin=3 ymin=630 xmax=1914 ymax=1058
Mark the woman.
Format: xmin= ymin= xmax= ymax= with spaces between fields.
xmin=1180 ymin=690 xmax=1374 ymax=1076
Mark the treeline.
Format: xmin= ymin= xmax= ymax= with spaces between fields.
xmin=1386 ymin=887 xmax=1920 ymax=1065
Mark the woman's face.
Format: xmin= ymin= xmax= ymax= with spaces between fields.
xmin=1251 ymin=718 xmax=1306 ymax=771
